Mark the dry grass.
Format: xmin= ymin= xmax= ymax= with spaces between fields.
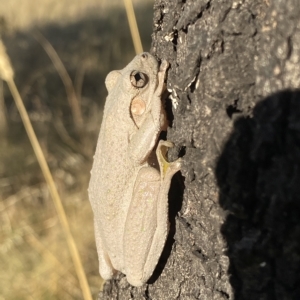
xmin=0 ymin=0 xmax=149 ymax=31
xmin=0 ymin=0 xmax=153 ymax=298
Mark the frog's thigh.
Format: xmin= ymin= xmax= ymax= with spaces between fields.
xmin=94 ymin=219 xmax=115 ymax=280
xmin=124 ymin=167 xmax=169 ymax=286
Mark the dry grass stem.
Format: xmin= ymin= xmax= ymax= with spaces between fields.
xmin=33 ymin=30 xmax=84 ymax=133
xmin=75 ymin=65 xmax=86 ymax=105
xmin=0 ymin=40 xmax=14 ymax=81
xmin=0 ymin=79 xmax=8 ymax=132
xmin=0 ymin=40 xmax=93 ymax=300
xmin=123 ymin=0 xmax=143 ymax=54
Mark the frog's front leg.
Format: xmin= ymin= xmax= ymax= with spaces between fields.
xmin=128 ymin=60 xmax=169 ymax=165
xmin=123 ymin=141 xmax=181 ymax=287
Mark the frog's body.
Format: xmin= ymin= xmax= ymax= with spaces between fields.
xmin=88 ymin=53 xmax=181 ymax=287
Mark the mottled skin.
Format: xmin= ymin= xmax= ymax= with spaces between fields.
xmin=88 ymin=53 xmax=181 ymax=287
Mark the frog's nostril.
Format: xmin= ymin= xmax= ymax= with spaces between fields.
xmin=141 ymin=53 xmax=148 ymax=59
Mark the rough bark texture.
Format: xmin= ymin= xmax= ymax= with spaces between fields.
xmin=99 ymin=0 xmax=300 ymax=299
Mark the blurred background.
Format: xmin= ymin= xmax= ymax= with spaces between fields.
xmin=0 ymin=0 xmax=153 ymax=298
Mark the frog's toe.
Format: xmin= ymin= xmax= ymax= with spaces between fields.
xmin=126 ymin=275 xmax=144 ymax=287
xmin=158 ymin=139 xmax=174 ymax=149
xmin=99 ymin=266 xmax=114 ymax=280
xmin=156 ymin=140 xmax=182 ymax=177
xmin=160 ymin=59 xmax=169 ymax=71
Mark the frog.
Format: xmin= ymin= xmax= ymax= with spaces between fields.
xmin=88 ymin=52 xmax=182 ymax=287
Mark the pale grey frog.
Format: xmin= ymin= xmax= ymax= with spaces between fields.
xmin=88 ymin=52 xmax=181 ymax=287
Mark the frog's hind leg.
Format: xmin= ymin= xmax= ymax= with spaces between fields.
xmin=94 ymin=219 xmax=116 ymax=280
xmin=123 ymin=167 xmax=161 ymax=286
xmin=124 ymin=141 xmax=181 ymax=286
xmin=141 ymin=141 xmax=181 ymax=281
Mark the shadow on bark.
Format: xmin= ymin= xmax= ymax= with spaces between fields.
xmin=216 ymin=90 xmax=300 ymax=299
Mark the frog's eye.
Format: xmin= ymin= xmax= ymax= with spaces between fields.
xmin=130 ymin=71 xmax=148 ymax=88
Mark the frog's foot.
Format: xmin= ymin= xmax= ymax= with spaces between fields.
xmin=156 ymin=140 xmax=182 ymax=179
xmin=94 ymin=220 xmax=116 ymax=280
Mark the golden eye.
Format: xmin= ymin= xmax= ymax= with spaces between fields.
xmin=130 ymin=71 xmax=148 ymax=88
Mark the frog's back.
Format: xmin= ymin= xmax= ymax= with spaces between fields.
xmin=90 ymin=103 xmax=132 ymax=202
xmin=88 ymin=93 xmax=136 ymax=260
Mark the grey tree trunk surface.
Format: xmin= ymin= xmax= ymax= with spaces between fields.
xmin=99 ymin=0 xmax=300 ymax=299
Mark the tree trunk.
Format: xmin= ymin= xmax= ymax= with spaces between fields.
xmin=99 ymin=0 xmax=300 ymax=299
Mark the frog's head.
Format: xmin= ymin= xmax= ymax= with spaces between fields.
xmin=105 ymin=53 xmax=159 ymax=94
xmin=129 ymin=53 xmax=168 ymax=127
xmin=105 ymin=53 xmax=168 ymax=128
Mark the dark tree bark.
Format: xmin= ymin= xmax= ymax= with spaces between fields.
xmin=100 ymin=0 xmax=300 ymax=299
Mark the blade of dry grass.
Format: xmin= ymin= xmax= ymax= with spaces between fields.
xmin=75 ymin=64 xmax=85 ymax=105
xmin=0 ymin=79 xmax=8 ymax=133
xmin=123 ymin=0 xmax=143 ymax=54
xmin=0 ymin=40 xmax=93 ymax=300
xmin=33 ymin=30 xmax=84 ymax=133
